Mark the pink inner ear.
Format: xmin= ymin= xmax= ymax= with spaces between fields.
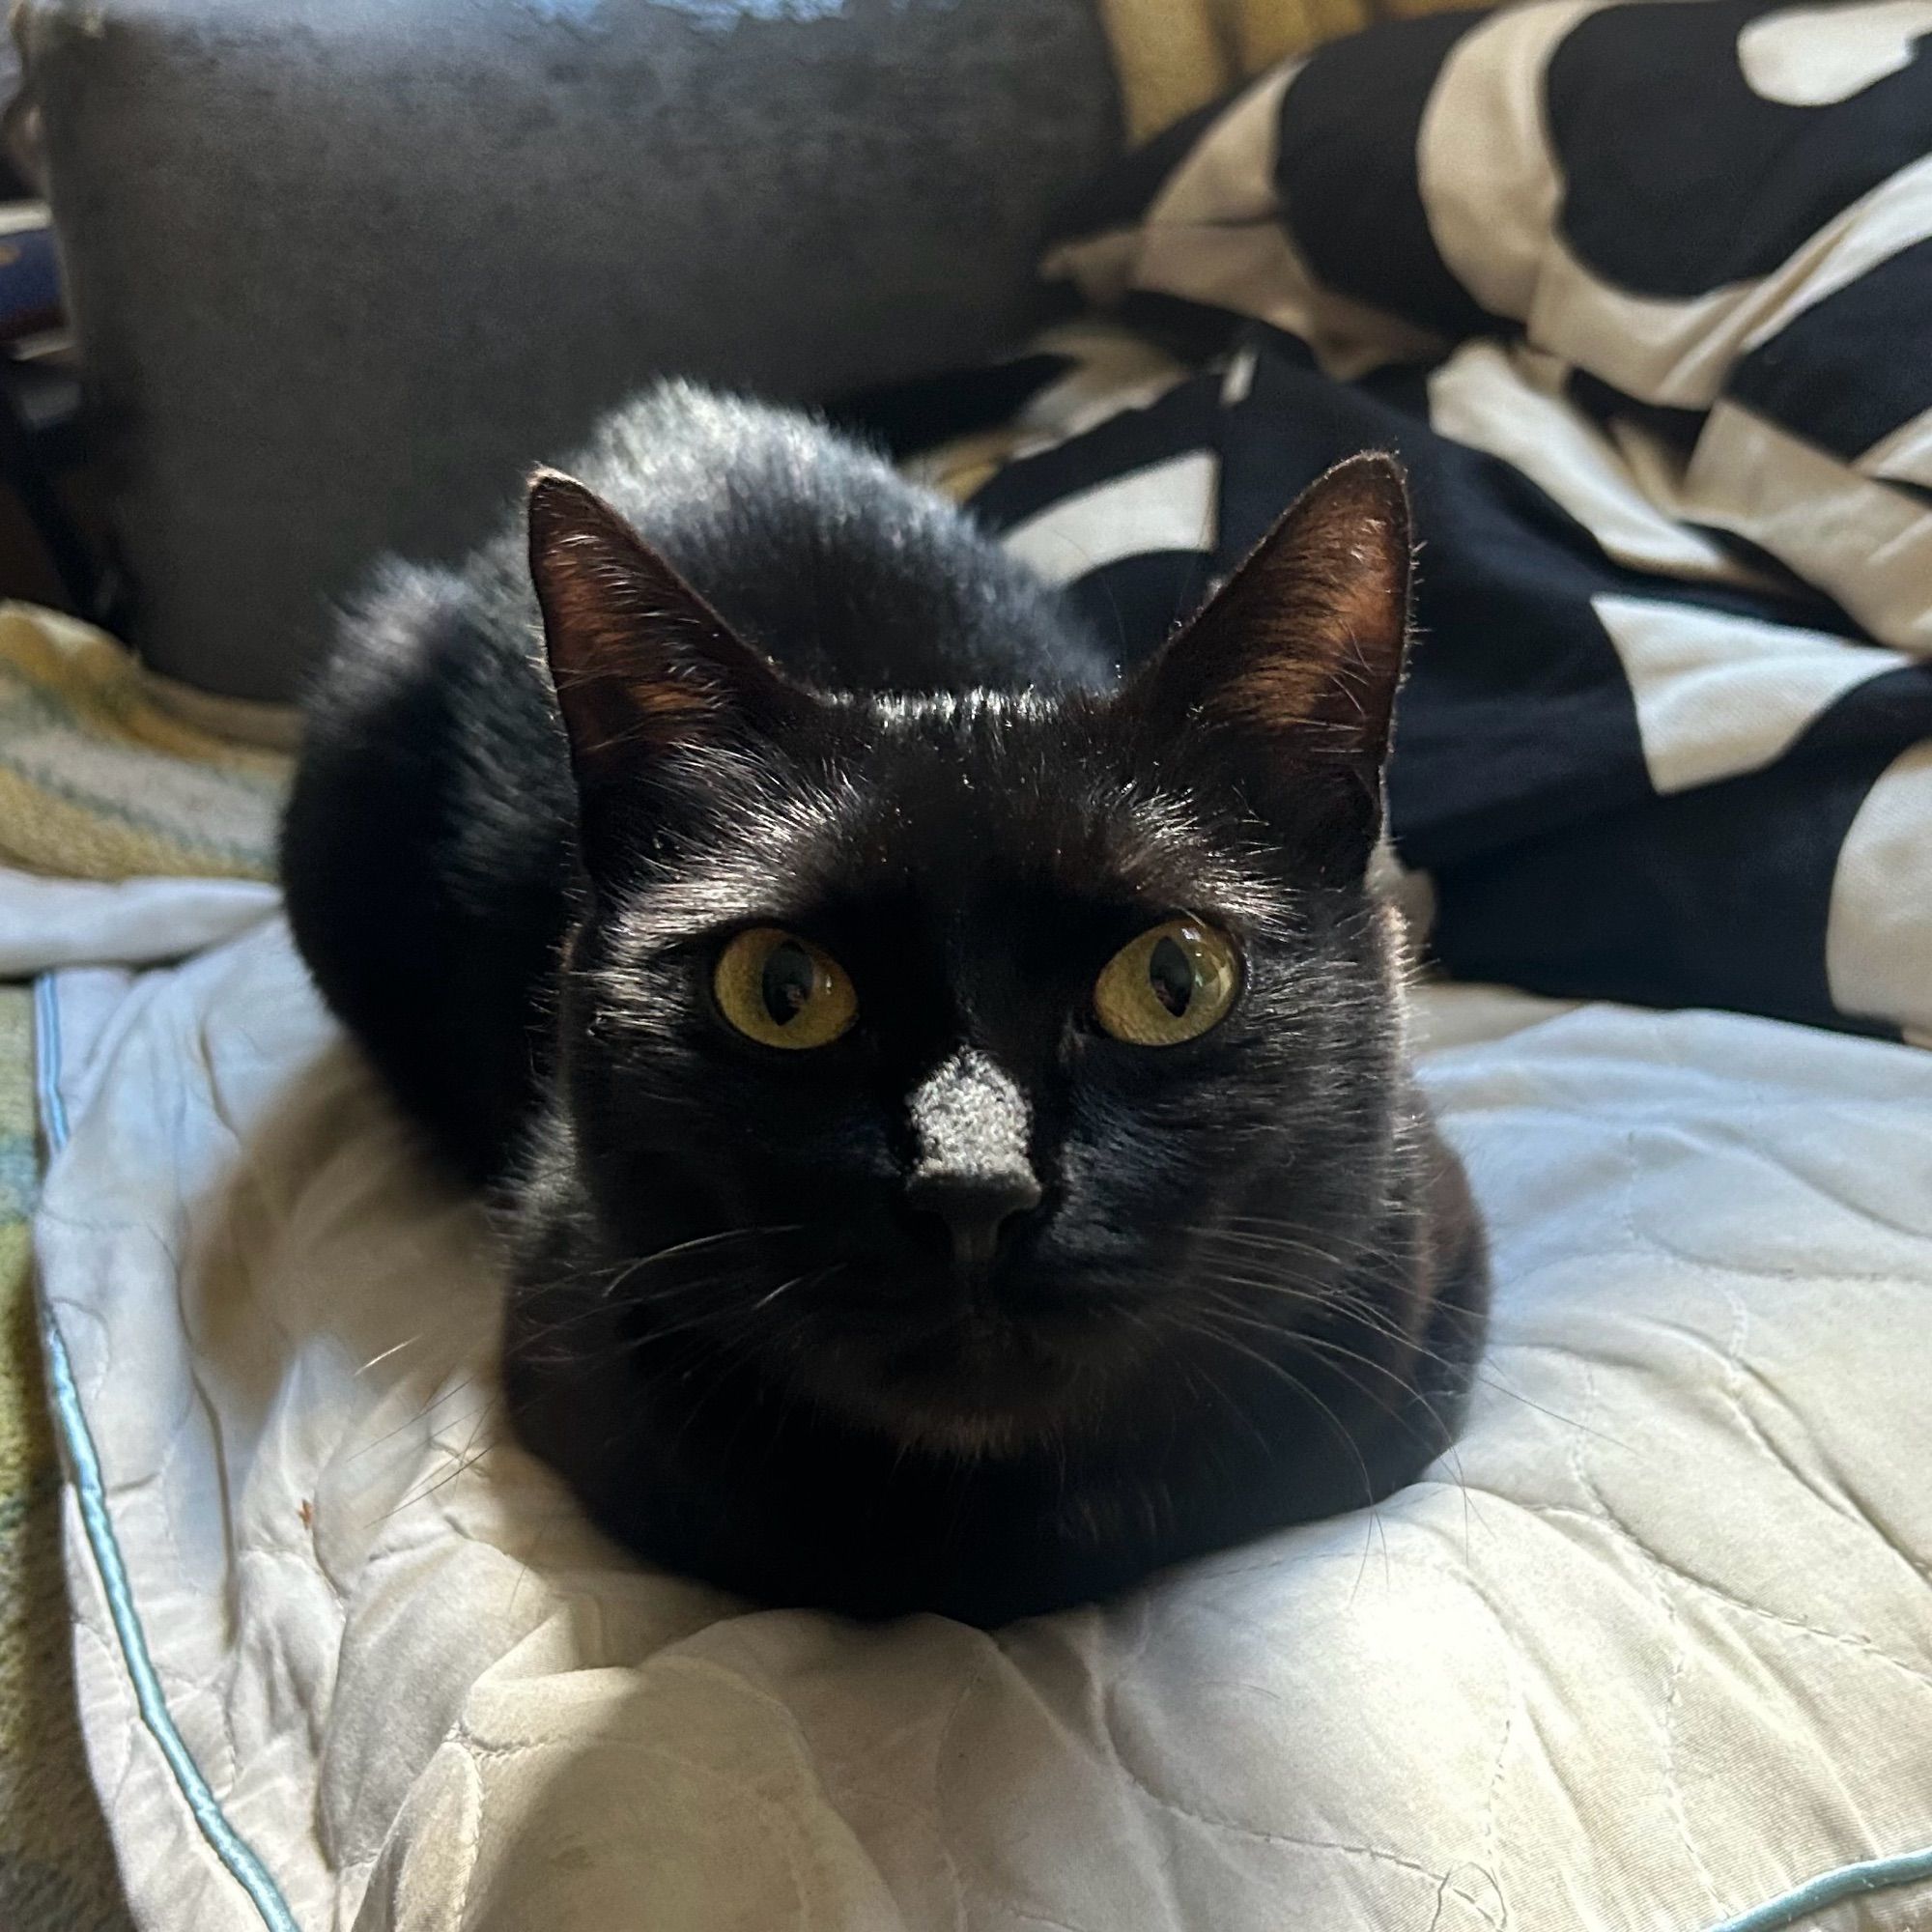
xmin=1156 ymin=457 xmax=1412 ymax=755
xmin=1209 ymin=646 xmax=1346 ymax=736
xmin=1219 ymin=523 xmax=1407 ymax=732
xmin=528 ymin=471 xmax=782 ymax=780
xmin=543 ymin=554 xmax=724 ymax=734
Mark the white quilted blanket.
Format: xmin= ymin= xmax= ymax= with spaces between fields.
xmin=29 ymin=896 xmax=1932 ymax=1932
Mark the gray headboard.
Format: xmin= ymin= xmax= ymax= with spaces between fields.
xmin=20 ymin=0 xmax=1122 ymax=698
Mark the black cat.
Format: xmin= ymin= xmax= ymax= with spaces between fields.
xmin=282 ymin=383 xmax=1489 ymax=1624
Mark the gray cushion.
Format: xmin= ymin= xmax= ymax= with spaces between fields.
xmin=21 ymin=0 xmax=1121 ymax=697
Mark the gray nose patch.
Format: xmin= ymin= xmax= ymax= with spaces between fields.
xmin=909 ymin=1047 xmax=1034 ymax=1186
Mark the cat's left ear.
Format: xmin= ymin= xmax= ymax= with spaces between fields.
xmin=527 ymin=469 xmax=808 ymax=803
xmin=1125 ymin=452 xmax=1412 ymax=876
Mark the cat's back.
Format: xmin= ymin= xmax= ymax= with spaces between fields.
xmin=470 ymin=384 xmax=1107 ymax=696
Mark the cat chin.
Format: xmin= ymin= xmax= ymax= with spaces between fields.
xmin=849 ymin=1380 xmax=1132 ymax=1463
xmin=875 ymin=1403 xmax=1065 ymax=1463
xmin=790 ymin=1332 xmax=1125 ymax=1464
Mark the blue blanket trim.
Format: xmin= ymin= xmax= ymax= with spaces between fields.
xmin=32 ymin=972 xmax=298 ymax=1932
xmin=1707 ymin=1845 xmax=1932 ymax=1932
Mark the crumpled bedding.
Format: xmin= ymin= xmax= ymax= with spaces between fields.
xmin=862 ymin=0 xmax=1932 ymax=1049
xmin=31 ymin=898 xmax=1932 ymax=1932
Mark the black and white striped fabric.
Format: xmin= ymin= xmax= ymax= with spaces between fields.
xmin=858 ymin=0 xmax=1932 ymax=1046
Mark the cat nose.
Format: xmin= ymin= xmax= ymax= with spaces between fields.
xmin=905 ymin=1046 xmax=1040 ymax=1275
xmin=904 ymin=1166 xmax=1043 ymax=1276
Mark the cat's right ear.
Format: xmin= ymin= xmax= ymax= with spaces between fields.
xmin=1122 ymin=453 xmax=1413 ymax=880
xmin=527 ymin=469 xmax=806 ymax=808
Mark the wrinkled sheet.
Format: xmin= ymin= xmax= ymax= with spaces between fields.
xmin=33 ymin=917 xmax=1932 ymax=1931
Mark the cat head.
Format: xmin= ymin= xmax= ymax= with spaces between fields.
xmin=519 ymin=456 xmax=1417 ymax=1457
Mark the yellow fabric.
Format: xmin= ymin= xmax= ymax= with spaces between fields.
xmin=1092 ymin=0 xmax=1238 ymax=143
xmin=1097 ymin=0 xmax=1496 ymax=138
xmin=0 ymin=605 xmax=290 ymax=1928
xmin=0 ymin=604 xmax=286 ymax=883
xmin=1232 ymin=0 xmax=1376 ymax=73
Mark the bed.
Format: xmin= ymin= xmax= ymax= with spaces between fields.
xmin=22 ymin=901 xmax=1932 ymax=1931
xmin=16 ymin=1 xmax=1932 ymax=1926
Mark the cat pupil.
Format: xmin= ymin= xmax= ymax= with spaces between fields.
xmin=1148 ymin=936 xmax=1195 ymax=1017
xmin=761 ymin=942 xmax=815 ymax=1025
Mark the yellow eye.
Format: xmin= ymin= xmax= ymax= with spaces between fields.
xmin=713 ymin=927 xmax=857 ymax=1050
xmin=1093 ymin=918 xmax=1240 ymax=1046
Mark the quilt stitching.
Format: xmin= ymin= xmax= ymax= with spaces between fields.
xmin=1096 ymin=1670 xmax=1506 ymax=1929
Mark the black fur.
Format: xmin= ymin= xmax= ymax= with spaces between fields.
xmin=282 ymin=383 xmax=1488 ymax=1624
